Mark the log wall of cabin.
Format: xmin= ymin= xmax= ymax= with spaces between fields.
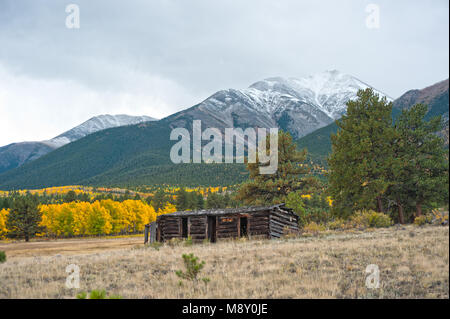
xmin=216 ymin=214 xmax=239 ymax=239
xmin=159 ymin=216 xmax=181 ymax=241
xmin=216 ymin=212 xmax=271 ymax=239
xmin=247 ymin=211 xmax=270 ymax=238
xmin=157 ymin=209 xmax=295 ymax=242
xmin=269 ymin=209 xmax=299 ymax=238
xmin=188 ymin=215 xmax=207 ymax=241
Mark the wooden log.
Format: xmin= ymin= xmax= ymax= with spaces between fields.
xmin=270 ymin=219 xmax=298 ymax=230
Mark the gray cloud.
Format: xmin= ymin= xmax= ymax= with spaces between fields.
xmin=0 ymin=0 xmax=448 ymax=146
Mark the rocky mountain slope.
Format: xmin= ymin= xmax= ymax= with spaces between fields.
xmin=168 ymin=70 xmax=390 ymax=139
xmin=0 ymin=115 xmax=155 ymax=174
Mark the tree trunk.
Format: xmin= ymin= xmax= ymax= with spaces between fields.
xmin=376 ymin=197 xmax=384 ymax=213
xmin=398 ymin=203 xmax=405 ymax=224
xmin=25 ymin=233 xmax=29 ymax=242
xmin=416 ymin=203 xmax=423 ymax=217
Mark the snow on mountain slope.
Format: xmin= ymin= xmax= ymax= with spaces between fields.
xmin=42 ymin=114 xmax=155 ymax=148
xmin=189 ymin=70 xmax=391 ymax=138
xmin=0 ymin=114 xmax=156 ymax=174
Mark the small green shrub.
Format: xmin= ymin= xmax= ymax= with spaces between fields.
xmin=76 ymin=289 xmax=122 ymax=299
xmin=414 ymin=215 xmax=433 ymax=226
xmin=366 ymin=211 xmax=393 ymax=228
xmin=349 ymin=210 xmax=393 ymax=229
xmin=175 ymin=253 xmax=205 ymax=282
xmin=76 ymin=291 xmax=87 ymax=299
xmin=201 ymin=277 xmax=211 ymax=291
xmin=0 ymin=250 xmax=6 ymax=263
xmin=89 ymin=289 xmax=107 ymax=299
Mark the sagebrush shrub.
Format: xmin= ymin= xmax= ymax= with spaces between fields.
xmin=349 ymin=210 xmax=392 ymax=228
xmin=414 ymin=215 xmax=433 ymax=226
xmin=302 ymin=221 xmax=326 ymax=235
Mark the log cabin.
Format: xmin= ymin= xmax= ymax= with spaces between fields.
xmin=144 ymin=204 xmax=299 ymax=244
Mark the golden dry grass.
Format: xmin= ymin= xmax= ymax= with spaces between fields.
xmin=0 ymin=237 xmax=142 ymax=258
xmin=0 ymin=225 xmax=448 ymax=299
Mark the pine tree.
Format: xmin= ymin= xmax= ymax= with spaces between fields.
xmin=175 ymin=188 xmax=189 ymax=211
xmin=6 ymin=193 xmax=44 ymax=242
xmin=388 ymin=104 xmax=449 ymax=221
xmin=236 ymin=130 xmax=310 ymax=206
xmin=64 ymin=190 xmax=77 ymax=203
xmin=205 ymin=192 xmax=224 ymax=209
xmin=152 ymin=189 xmax=167 ymax=212
xmin=195 ymin=192 xmax=204 ymax=210
xmin=328 ymin=88 xmax=395 ymax=217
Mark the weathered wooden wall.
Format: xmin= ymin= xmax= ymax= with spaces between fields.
xmin=216 ymin=215 xmax=239 ymax=239
xmin=188 ymin=216 xmax=207 ymax=241
xmin=248 ymin=211 xmax=270 ymax=238
xmin=158 ymin=216 xmax=180 ymax=241
xmin=156 ymin=207 xmax=298 ymax=242
xmin=269 ymin=209 xmax=299 ymax=238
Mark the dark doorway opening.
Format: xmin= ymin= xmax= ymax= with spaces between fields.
xmin=207 ymin=216 xmax=217 ymax=243
xmin=181 ymin=217 xmax=188 ymax=238
xmin=240 ymin=217 xmax=248 ymax=237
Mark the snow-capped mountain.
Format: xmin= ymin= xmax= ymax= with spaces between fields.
xmin=0 ymin=114 xmax=156 ymax=174
xmin=42 ymin=114 xmax=155 ymax=148
xmin=0 ymin=71 xmax=395 ymax=189
xmin=169 ymin=70 xmax=391 ymax=138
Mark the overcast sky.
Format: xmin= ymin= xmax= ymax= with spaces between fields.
xmin=0 ymin=0 xmax=448 ymax=146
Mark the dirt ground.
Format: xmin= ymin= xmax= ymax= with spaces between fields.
xmin=0 ymin=236 xmax=143 ymax=258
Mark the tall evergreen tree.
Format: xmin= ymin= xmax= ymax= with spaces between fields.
xmin=328 ymin=88 xmax=395 ymax=217
xmin=64 ymin=190 xmax=77 ymax=203
xmin=194 ymin=192 xmax=205 ymax=210
xmin=175 ymin=188 xmax=189 ymax=211
xmin=388 ymin=104 xmax=449 ymax=221
xmin=151 ymin=189 xmax=167 ymax=212
xmin=205 ymin=192 xmax=224 ymax=209
xmin=236 ymin=130 xmax=309 ymax=205
xmin=6 ymin=193 xmax=43 ymax=242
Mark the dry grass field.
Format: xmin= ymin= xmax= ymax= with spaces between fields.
xmin=0 ymin=225 xmax=448 ymax=299
xmin=0 ymin=236 xmax=143 ymax=258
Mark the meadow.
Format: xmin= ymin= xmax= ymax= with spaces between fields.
xmin=0 ymin=224 xmax=448 ymax=299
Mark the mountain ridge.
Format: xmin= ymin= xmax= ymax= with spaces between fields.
xmin=0 ymin=114 xmax=156 ymax=174
xmin=0 ymin=71 xmax=400 ymax=189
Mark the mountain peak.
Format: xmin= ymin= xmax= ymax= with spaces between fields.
xmin=0 ymin=114 xmax=157 ymax=174
xmin=194 ymin=70 xmax=391 ymax=138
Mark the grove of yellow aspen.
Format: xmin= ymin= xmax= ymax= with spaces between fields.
xmin=38 ymin=200 xmax=176 ymax=237
xmin=0 ymin=208 xmax=8 ymax=239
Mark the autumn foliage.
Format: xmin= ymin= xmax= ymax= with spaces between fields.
xmin=38 ymin=200 xmax=176 ymax=237
xmin=0 ymin=200 xmax=176 ymax=239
